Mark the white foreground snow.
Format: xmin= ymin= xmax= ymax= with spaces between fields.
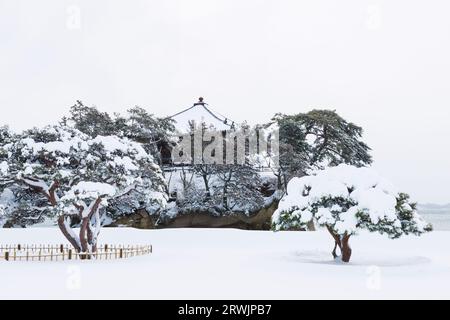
xmin=1 ymin=228 xmax=449 ymax=300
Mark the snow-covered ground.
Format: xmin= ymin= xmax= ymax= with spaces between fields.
xmin=1 ymin=228 xmax=449 ymax=300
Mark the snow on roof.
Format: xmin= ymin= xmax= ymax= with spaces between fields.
xmin=169 ymin=99 xmax=234 ymax=133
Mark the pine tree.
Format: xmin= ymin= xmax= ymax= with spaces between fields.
xmin=67 ymin=100 xmax=118 ymax=137
xmin=272 ymin=164 xmax=432 ymax=262
xmin=0 ymin=125 xmax=167 ymax=254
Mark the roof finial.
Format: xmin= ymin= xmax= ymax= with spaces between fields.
xmin=194 ymin=97 xmax=205 ymax=106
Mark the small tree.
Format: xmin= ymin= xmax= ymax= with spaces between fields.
xmin=272 ymin=164 xmax=432 ymax=262
xmin=213 ymin=164 xmax=264 ymax=212
xmin=1 ymin=125 xmax=167 ymax=255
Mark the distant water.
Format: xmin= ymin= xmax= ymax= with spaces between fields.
xmin=418 ymin=210 xmax=450 ymax=231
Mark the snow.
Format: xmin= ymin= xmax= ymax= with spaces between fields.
xmin=1 ymin=227 xmax=449 ymax=299
xmin=62 ymin=182 xmax=117 ymax=201
xmin=20 ymin=177 xmax=50 ymax=192
xmin=89 ymin=136 xmax=148 ymax=160
xmin=0 ymin=188 xmax=14 ymax=203
xmin=17 ymin=130 xmax=149 ymax=162
xmin=20 ymin=135 xmax=87 ymax=155
xmin=351 ymin=187 xmax=398 ymax=223
xmin=112 ymin=156 xmax=138 ymax=172
xmin=0 ymin=161 xmax=8 ymax=175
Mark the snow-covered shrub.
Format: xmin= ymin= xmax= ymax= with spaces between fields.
xmin=1 ymin=125 xmax=167 ymax=254
xmin=272 ymin=164 xmax=432 ymax=262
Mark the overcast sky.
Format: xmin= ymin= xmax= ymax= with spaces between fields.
xmin=1 ymin=0 xmax=449 ymax=204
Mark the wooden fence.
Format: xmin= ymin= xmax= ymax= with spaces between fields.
xmin=0 ymin=244 xmax=152 ymax=262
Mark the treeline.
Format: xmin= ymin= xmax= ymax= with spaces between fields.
xmin=0 ymin=101 xmax=372 ymax=229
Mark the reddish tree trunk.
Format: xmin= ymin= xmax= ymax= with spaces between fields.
xmin=79 ymin=217 xmax=90 ymax=259
xmin=341 ymin=234 xmax=352 ymax=263
xmin=326 ymin=226 xmax=341 ymax=259
xmin=57 ymin=216 xmax=81 ymax=252
xmin=326 ymin=226 xmax=352 ymax=262
xmin=47 ymin=181 xmax=59 ymax=206
xmin=21 ymin=177 xmax=105 ymax=258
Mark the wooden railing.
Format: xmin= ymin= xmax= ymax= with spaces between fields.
xmin=0 ymin=244 xmax=152 ymax=262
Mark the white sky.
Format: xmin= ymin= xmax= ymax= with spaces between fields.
xmin=1 ymin=0 xmax=449 ymax=204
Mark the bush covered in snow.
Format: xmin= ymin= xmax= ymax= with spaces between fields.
xmin=0 ymin=125 xmax=167 ymax=254
xmin=272 ymin=164 xmax=432 ymax=262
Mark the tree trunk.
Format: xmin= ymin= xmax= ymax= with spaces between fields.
xmin=79 ymin=217 xmax=90 ymax=259
xmin=326 ymin=226 xmax=353 ymax=262
xmin=306 ymin=220 xmax=316 ymax=231
xmin=276 ymin=173 xmax=283 ymax=191
xmin=202 ymin=173 xmax=211 ymax=200
xmin=341 ymin=234 xmax=352 ymax=263
xmin=282 ymin=173 xmax=288 ymax=193
xmin=57 ymin=215 xmax=81 ymax=252
xmin=79 ymin=198 xmax=103 ymax=259
xmin=222 ymin=184 xmax=228 ymax=211
xmin=326 ymin=225 xmax=341 ymax=258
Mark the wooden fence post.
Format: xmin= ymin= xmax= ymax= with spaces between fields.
xmin=68 ymin=249 xmax=72 ymax=260
xmin=119 ymin=248 xmax=123 ymax=259
xmin=4 ymin=252 xmax=9 ymax=261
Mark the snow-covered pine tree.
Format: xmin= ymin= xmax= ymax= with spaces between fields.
xmin=272 ymin=164 xmax=432 ymax=262
xmin=1 ymin=125 xmax=167 ymax=255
